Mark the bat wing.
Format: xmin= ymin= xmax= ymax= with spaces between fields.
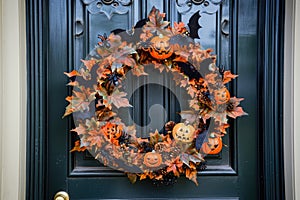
xmin=187 ymin=11 xmax=201 ymax=39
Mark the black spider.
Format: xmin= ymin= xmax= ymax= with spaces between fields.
xmin=104 ymin=72 xmax=122 ymax=93
xmin=98 ymin=33 xmax=110 ymax=48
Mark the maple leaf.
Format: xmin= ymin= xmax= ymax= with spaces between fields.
xmin=166 ymin=157 xmax=183 ymax=177
xmin=81 ymin=59 xmax=97 ymax=71
xmin=179 ymin=110 xmax=198 ymax=123
xmin=85 ymin=117 xmax=100 ymax=131
xmin=227 ymin=107 xmax=248 ymax=119
xmin=96 ymin=107 xmax=116 ymax=121
xmin=64 ymin=86 xmax=96 ymax=115
xmin=131 ymin=64 xmax=148 ymax=77
xmin=64 ymin=70 xmax=80 ymax=77
xmin=187 ymin=86 xmax=198 ymax=98
xmin=185 ymin=168 xmax=198 ymax=186
xmin=189 ymin=44 xmax=213 ymax=64
xmin=70 ymin=140 xmax=87 ymax=152
xmin=173 ymin=22 xmax=187 ymax=34
xmin=127 ymin=173 xmax=137 ymax=184
xmin=107 ymin=89 xmax=132 ymax=109
xmin=140 ymin=30 xmax=153 ymax=42
xmin=67 ymin=81 xmax=79 ymax=87
xmin=189 ymin=99 xmax=200 ymax=110
xmin=205 ymin=73 xmax=218 ymax=85
xmin=223 ymin=71 xmax=238 ymax=84
xmin=149 ymin=130 xmax=166 ymax=145
xmin=173 ymin=55 xmax=189 ymax=63
xmin=152 ymin=61 xmax=165 ymax=73
xmin=171 ymin=70 xmax=186 ymax=86
xmin=71 ymin=123 xmax=87 ymax=135
xmin=79 ymin=68 xmax=91 ymax=80
xmin=144 ymin=7 xmax=170 ymax=34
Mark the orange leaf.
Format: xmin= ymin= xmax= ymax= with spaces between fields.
xmin=64 ymin=70 xmax=80 ymax=77
xmin=70 ymin=140 xmax=87 ymax=152
xmin=223 ymin=71 xmax=238 ymax=84
xmin=81 ymin=59 xmax=97 ymax=71
xmin=67 ymin=81 xmax=79 ymax=87
xmin=131 ymin=64 xmax=148 ymax=77
xmin=71 ymin=123 xmax=87 ymax=135
xmin=227 ymin=107 xmax=248 ymax=119
xmin=108 ymin=90 xmax=132 ymax=109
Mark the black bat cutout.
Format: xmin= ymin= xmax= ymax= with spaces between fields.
xmin=187 ymin=11 xmax=202 ymax=40
xmin=111 ymin=18 xmax=148 ymax=44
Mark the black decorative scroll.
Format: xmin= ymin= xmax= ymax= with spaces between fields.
xmin=82 ymin=0 xmax=132 ymax=19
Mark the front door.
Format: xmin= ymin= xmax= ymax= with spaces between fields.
xmin=26 ymin=0 xmax=285 ymax=199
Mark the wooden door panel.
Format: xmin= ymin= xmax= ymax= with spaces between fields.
xmin=70 ymin=0 xmax=236 ymax=178
xmin=26 ymin=0 xmax=286 ymax=199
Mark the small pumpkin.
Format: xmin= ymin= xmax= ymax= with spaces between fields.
xmin=172 ymin=123 xmax=195 ymax=143
xmin=201 ymin=136 xmax=223 ymax=154
xmin=149 ymin=34 xmax=173 ymax=60
xmin=101 ymin=122 xmax=122 ymax=145
xmin=214 ymin=87 xmax=230 ymax=104
xmin=143 ymin=151 xmax=163 ymax=168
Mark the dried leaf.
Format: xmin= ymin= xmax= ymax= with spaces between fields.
xmin=127 ymin=173 xmax=137 ymax=184
xmin=223 ymin=71 xmax=238 ymax=84
xmin=81 ymin=59 xmax=97 ymax=71
xmin=149 ymin=130 xmax=165 ymax=145
xmin=131 ymin=64 xmax=148 ymax=76
xmin=64 ymin=70 xmax=80 ymax=77
xmin=179 ymin=110 xmax=198 ymax=123
xmin=70 ymin=140 xmax=87 ymax=152
xmin=227 ymin=107 xmax=248 ymax=119
xmin=71 ymin=123 xmax=87 ymax=135
xmin=108 ymin=90 xmax=132 ymax=109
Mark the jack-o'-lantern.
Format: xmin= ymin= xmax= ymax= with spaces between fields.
xmin=201 ymin=135 xmax=223 ymax=154
xmin=172 ymin=123 xmax=195 ymax=143
xmin=214 ymin=87 xmax=230 ymax=104
xmin=101 ymin=122 xmax=122 ymax=145
xmin=149 ymin=34 xmax=173 ymax=60
xmin=143 ymin=151 xmax=163 ymax=168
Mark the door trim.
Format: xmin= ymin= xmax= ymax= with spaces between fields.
xmin=26 ymin=0 xmax=286 ymax=199
xmin=257 ymin=0 xmax=285 ymax=199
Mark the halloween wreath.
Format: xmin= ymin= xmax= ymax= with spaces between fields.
xmin=63 ymin=7 xmax=247 ymax=185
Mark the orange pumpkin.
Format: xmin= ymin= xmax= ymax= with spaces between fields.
xmin=172 ymin=123 xmax=195 ymax=143
xmin=143 ymin=151 xmax=163 ymax=168
xmin=201 ymin=136 xmax=223 ymax=154
xmin=101 ymin=122 xmax=122 ymax=145
xmin=214 ymin=87 xmax=230 ymax=104
xmin=149 ymin=34 xmax=173 ymax=60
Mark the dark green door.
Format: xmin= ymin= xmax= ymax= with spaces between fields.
xmin=26 ymin=0 xmax=285 ymax=199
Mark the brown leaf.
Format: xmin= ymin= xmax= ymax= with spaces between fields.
xmin=67 ymin=81 xmax=79 ymax=87
xmin=127 ymin=173 xmax=137 ymax=184
xmin=223 ymin=71 xmax=238 ymax=84
xmin=227 ymin=107 xmax=248 ymax=119
xmin=70 ymin=140 xmax=87 ymax=152
xmin=149 ymin=130 xmax=166 ymax=145
xmin=131 ymin=64 xmax=148 ymax=77
xmin=108 ymin=90 xmax=132 ymax=109
xmin=71 ymin=123 xmax=87 ymax=135
xmin=179 ymin=110 xmax=198 ymax=123
xmin=81 ymin=59 xmax=97 ymax=71
xmin=64 ymin=70 xmax=80 ymax=77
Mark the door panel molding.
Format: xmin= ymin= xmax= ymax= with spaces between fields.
xmin=257 ymin=0 xmax=285 ymax=199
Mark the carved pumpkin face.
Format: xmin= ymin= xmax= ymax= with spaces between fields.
xmin=143 ymin=151 xmax=163 ymax=168
xmin=149 ymin=35 xmax=173 ymax=60
xmin=201 ymin=136 xmax=223 ymax=154
xmin=172 ymin=123 xmax=195 ymax=143
xmin=102 ymin=122 xmax=122 ymax=140
xmin=214 ymin=87 xmax=230 ymax=104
